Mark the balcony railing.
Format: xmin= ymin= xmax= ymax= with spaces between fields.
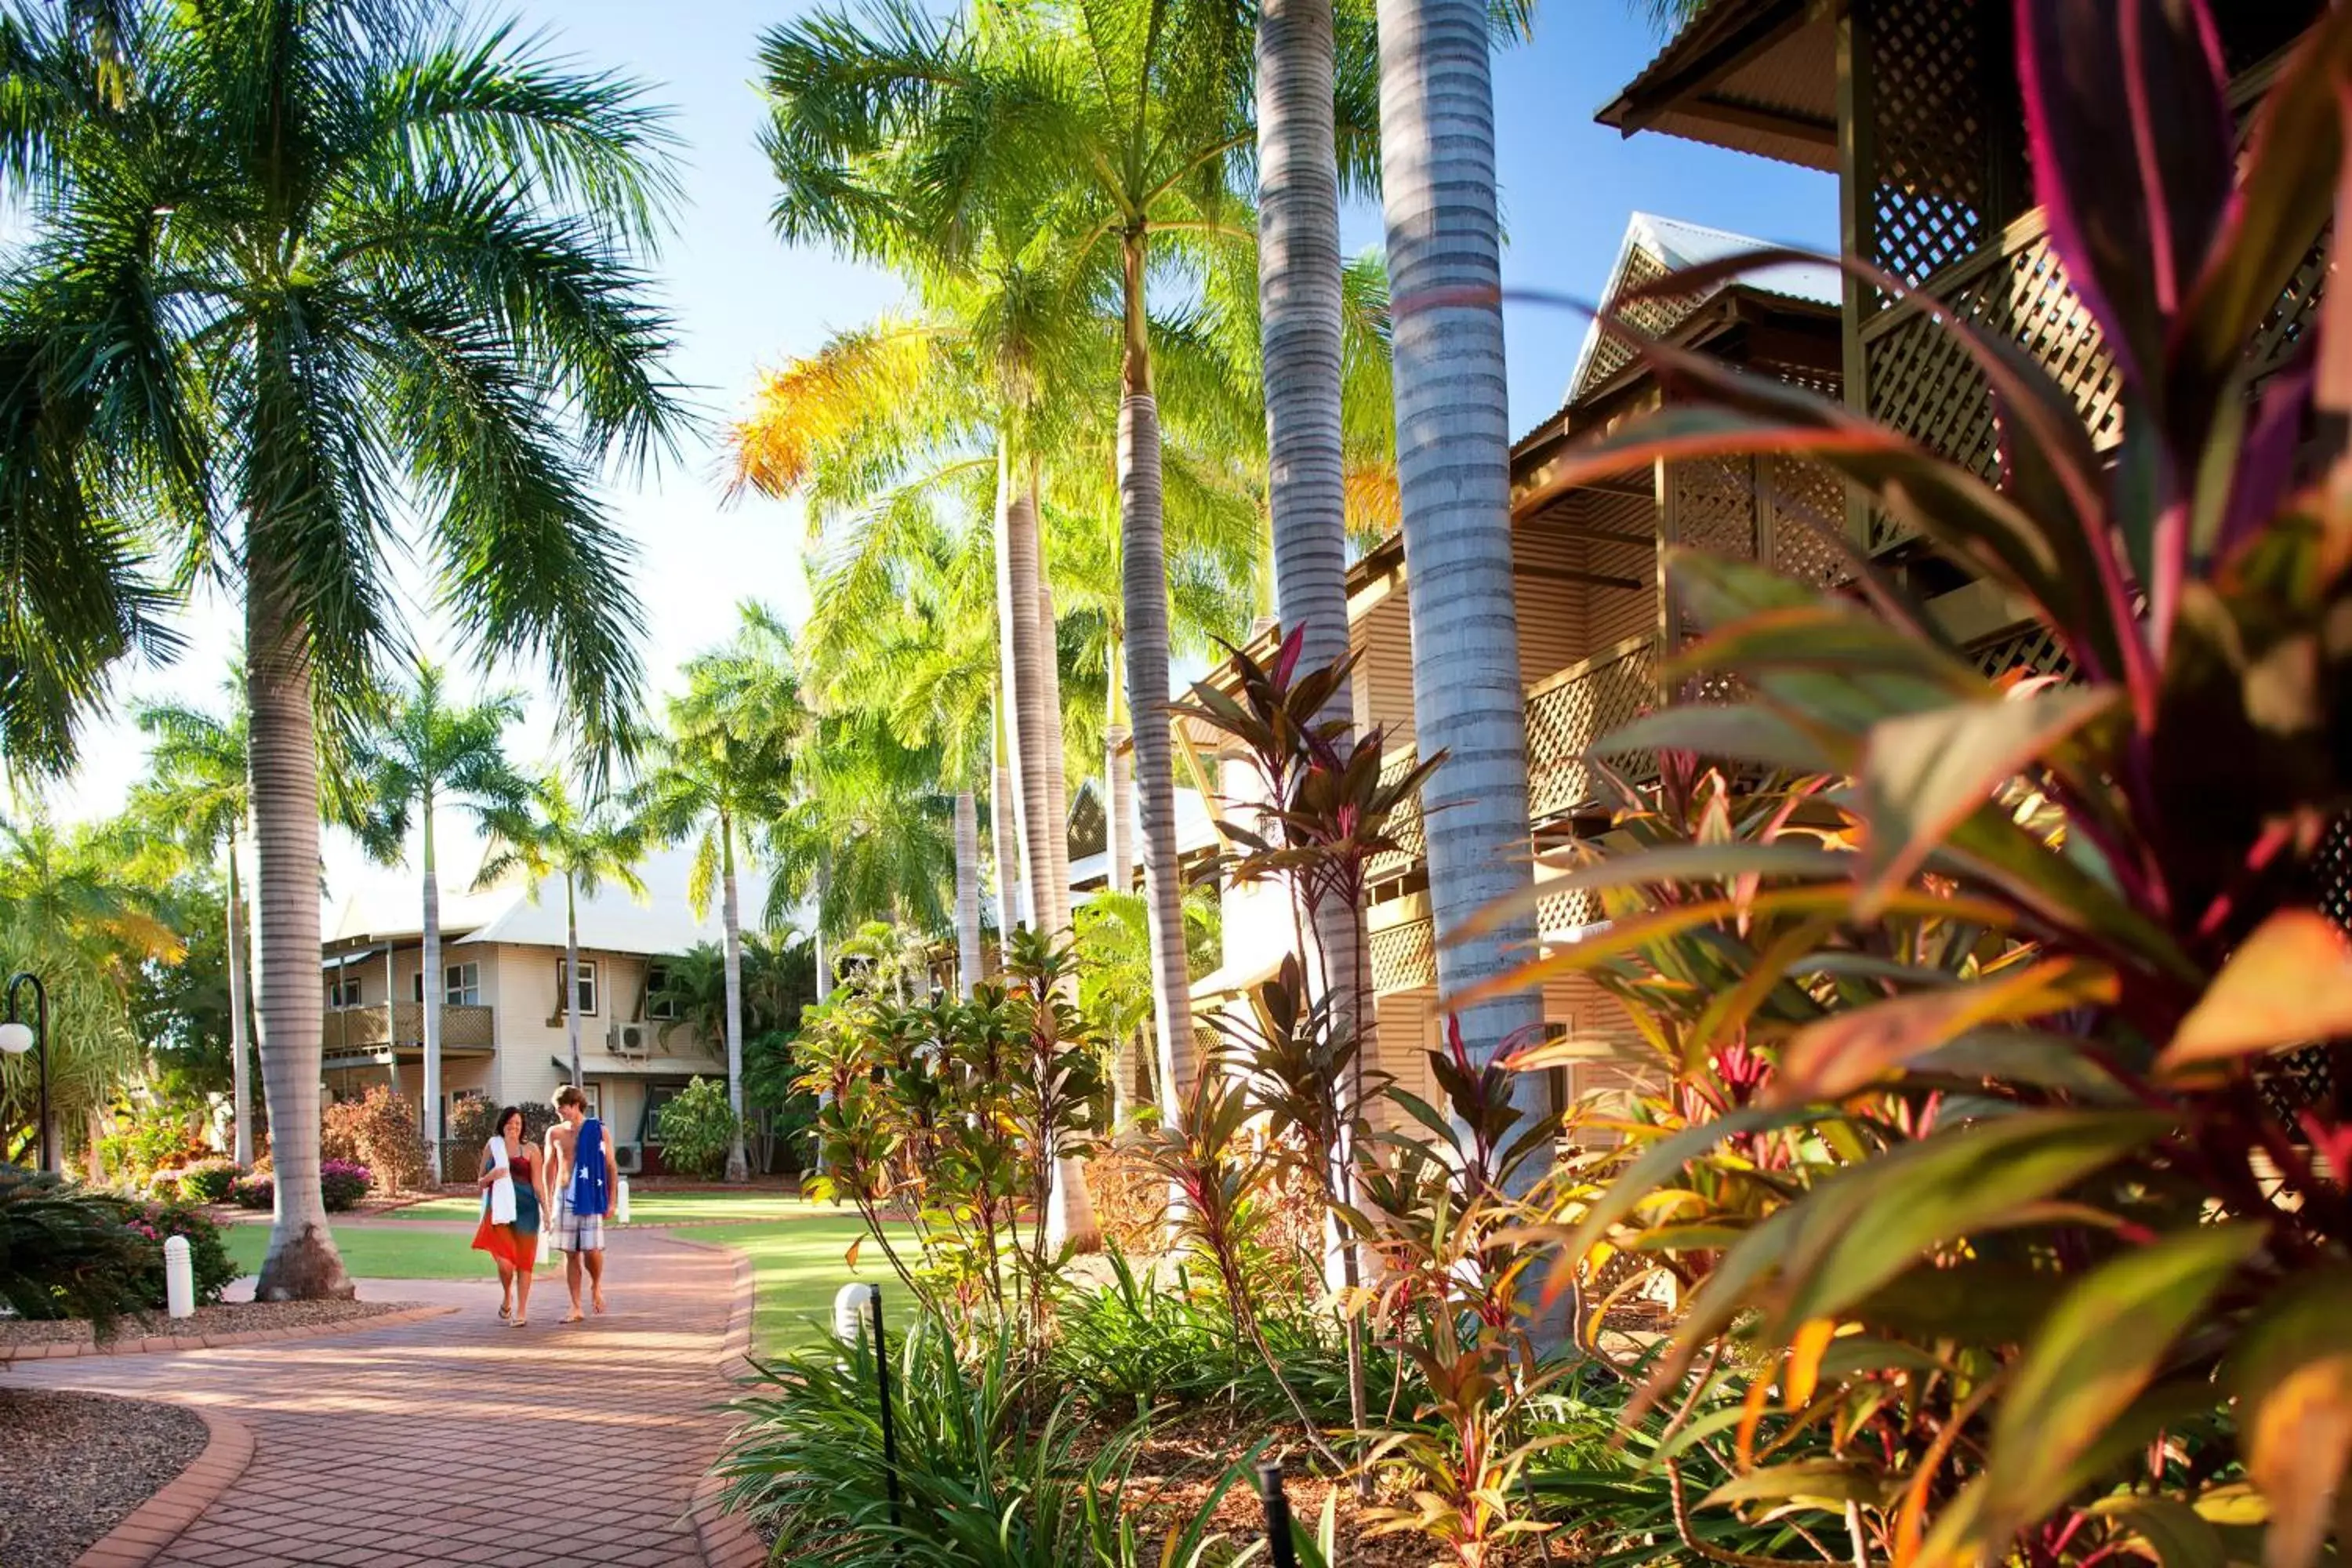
xmin=324 ymin=1002 xmax=495 ymax=1053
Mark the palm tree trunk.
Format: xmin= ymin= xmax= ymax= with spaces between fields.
xmin=953 ymin=789 xmax=983 ymax=994
xmin=1259 ymin=0 xmax=1374 ymax=1175
xmin=565 ymin=877 xmax=583 ymax=1088
xmin=225 ymin=837 xmax=253 ymax=1168
xmin=1375 ymin=0 xmax=1548 ymax=1173
xmin=420 ymin=791 xmax=444 ymax=1184
xmin=991 ymin=699 xmax=1025 ymax=938
xmin=246 ymin=572 xmax=353 ymax=1301
xmin=813 ymin=858 xmax=832 ymax=994
xmin=1105 ymin=639 xmax=1131 ymax=895
xmin=1116 ymin=229 xmax=1200 ymax=1122
xmin=1000 ymin=450 xmax=1069 ymax=938
xmin=1035 ymin=545 xmax=1073 ymax=931
xmin=720 ymin=821 xmax=750 ymax=1182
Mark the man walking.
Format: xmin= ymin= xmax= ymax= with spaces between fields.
xmin=545 ymin=1085 xmax=618 ymax=1322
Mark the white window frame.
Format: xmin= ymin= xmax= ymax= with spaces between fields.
xmin=445 ymin=961 xmax=481 ymax=1007
xmin=327 ymin=974 xmax=363 ymax=1009
xmin=558 ymin=957 xmax=599 ymax=1018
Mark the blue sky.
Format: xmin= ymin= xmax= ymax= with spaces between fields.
xmin=46 ymin=0 xmax=1833 ymax=906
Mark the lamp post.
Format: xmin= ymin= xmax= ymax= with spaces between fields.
xmin=1 ymin=971 xmax=51 ymax=1175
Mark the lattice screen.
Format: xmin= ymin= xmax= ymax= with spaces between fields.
xmin=1671 ymin=458 xmax=1759 ymax=578
xmin=1969 ymin=622 xmax=2077 ymax=687
xmin=1369 ymin=750 xmax=1426 ymax=883
xmin=1369 ymin=918 xmax=1435 ymax=996
xmin=1761 ymin=456 xmax=1849 ymax=590
xmin=1526 ymin=639 xmax=1658 ymax=821
xmin=1864 ymin=0 xmax=2020 ymax=293
xmin=1577 ymin=246 xmax=1708 ymax=398
xmin=1537 ymin=884 xmax=1599 ymax=936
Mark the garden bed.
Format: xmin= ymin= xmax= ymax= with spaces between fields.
xmin=0 ymin=1388 xmax=208 ymax=1568
xmin=0 ymin=1297 xmax=417 ymax=1356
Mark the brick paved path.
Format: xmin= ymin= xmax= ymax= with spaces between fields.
xmin=5 ymin=1228 xmax=748 ymax=1568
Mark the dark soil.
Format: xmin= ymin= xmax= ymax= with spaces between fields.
xmin=0 ymin=1387 xmax=208 ymax=1568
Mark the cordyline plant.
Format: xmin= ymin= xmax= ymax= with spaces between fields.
xmin=1463 ymin=3 xmax=2352 ymax=1565
xmin=796 ymin=927 xmax=1101 ymax=1348
xmin=1173 ymin=628 xmax=1432 ymax=1440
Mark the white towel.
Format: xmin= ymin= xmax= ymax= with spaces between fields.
xmin=486 ymin=1135 xmax=517 ymax=1225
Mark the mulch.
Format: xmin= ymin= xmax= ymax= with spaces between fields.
xmin=0 ymin=1387 xmax=209 ymax=1568
xmin=0 ymin=1297 xmax=415 ymax=1354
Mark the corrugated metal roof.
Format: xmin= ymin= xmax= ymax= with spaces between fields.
xmin=1563 ymin=212 xmax=1838 ymax=405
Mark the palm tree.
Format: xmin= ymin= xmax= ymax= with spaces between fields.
xmin=639 ymin=611 xmax=803 ymax=1181
xmin=476 ymin=775 xmax=648 ymax=1090
xmin=347 ymin=663 xmax=526 ymax=1182
xmin=0 ymin=1 xmax=680 ymax=1298
xmin=1374 ymin=0 xmax=1545 ymax=1132
xmin=128 ymin=695 xmax=256 ymax=1165
xmin=763 ymin=713 xmax=956 ymax=961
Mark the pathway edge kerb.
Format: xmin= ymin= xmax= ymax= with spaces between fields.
xmin=68 ymin=1404 xmax=255 ymax=1568
xmin=659 ymin=1230 xmax=766 ymax=1568
xmin=0 ymin=1303 xmax=459 ymax=1363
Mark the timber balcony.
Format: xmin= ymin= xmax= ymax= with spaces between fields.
xmin=323 ymin=1002 xmax=495 ymax=1054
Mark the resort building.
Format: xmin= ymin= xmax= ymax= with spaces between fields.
xmin=318 ymin=847 xmax=755 ymax=1175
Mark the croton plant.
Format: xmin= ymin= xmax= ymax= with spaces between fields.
xmin=1490 ymin=2 xmax=2352 ymax=1564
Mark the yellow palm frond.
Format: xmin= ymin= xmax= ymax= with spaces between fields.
xmin=725 ymin=318 xmax=946 ymax=503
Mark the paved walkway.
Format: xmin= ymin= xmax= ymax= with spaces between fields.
xmin=4 ymin=1229 xmax=748 ymax=1567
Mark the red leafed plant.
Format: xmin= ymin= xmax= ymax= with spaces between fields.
xmin=1494 ymin=2 xmax=2352 ymax=1564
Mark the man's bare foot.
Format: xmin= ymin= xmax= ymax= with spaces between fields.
xmin=591 ymin=1289 xmax=607 ymax=1315
xmin=561 ymin=1308 xmax=585 ymax=1323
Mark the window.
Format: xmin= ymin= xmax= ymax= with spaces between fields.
xmin=1542 ymin=1020 xmax=1572 ymax=1120
xmin=412 ymin=971 xmax=425 ymax=1003
xmin=327 ymin=974 xmax=363 ymax=1009
xmin=641 ymin=1083 xmax=682 ymax=1145
xmin=645 ymin=960 xmax=678 ymax=1021
xmin=557 ymin=957 xmax=598 ymax=1017
xmin=445 ymin=962 xmax=481 ymax=1006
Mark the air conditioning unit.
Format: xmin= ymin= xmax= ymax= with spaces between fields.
xmin=611 ymin=1022 xmax=649 ymax=1056
xmin=614 ymin=1143 xmax=643 ymax=1175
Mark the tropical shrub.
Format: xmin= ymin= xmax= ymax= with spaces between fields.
xmin=797 ymin=927 xmax=1102 ymax=1344
xmin=176 ymin=1157 xmax=241 ymax=1204
xmin=318 ymin=1160 xmax=371 ymax=1212
xmin=228 ymin=1171 xmax=271 ymax=1209
xmin=95 ymin=1115 xmax=208 ymax=1187
xmin=716 ymin=1311 xmax=1265 ymax=1567
xmin=100 ymin=1196 xmax=237 ymax=1307
xmin=0 ymin=1165 xmax=150 ymax=1330
xmin=653 ymin=1076 xmax=740 ymax=1180
xmin=1504 ymin=5 xmax=2352 ymax=1564
xmin=321 ymin=1087 xmax=429 ymax=1192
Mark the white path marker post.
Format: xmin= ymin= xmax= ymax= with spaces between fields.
xmin=163 ymin=1235 xmax=194 ymax=1319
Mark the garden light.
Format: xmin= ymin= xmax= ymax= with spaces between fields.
xmin=2 ymin=971 xmax=52 ymax=1174
xmin=164 ymin=1236 xmax=195 ymax=1319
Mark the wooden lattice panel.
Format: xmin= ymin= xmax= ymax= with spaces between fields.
xmin=1762 ymin=456 xmax=1849 ymax=590
xmin=1671 ymin=458 xmax=1759 ymax=583
xmin=1578 ymin=246 xmax=1707 ymax=398
xmin=1969 ymin=622 xmax=2078 ymax=687
xmin=1537 ymin=883 xmax=1599 ymax=935
xmin=1865 ymin=0 xmax=2011 ymax=292
xmin=2249 ymin=228 xmax=2328 ymax=387
xmin=1369 ymin=917 xmax=1436 ymax=996
xmin=1526 ymin=637 xmax=1658 ymax=822
xmin=1368 ymin=749 xmax=1427 ymax=883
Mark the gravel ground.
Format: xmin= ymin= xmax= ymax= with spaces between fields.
xmin=0 ymin=1296 xmax=414 ymax=1352
xmin=0 ymin=1387 xmax=209 ymax=1568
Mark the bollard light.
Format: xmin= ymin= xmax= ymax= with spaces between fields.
xmin=833 ymin=1280 xmax=880 ymax=1344
xmin=163 ymin=1234 xmax=195 ymax=1319
xmin=614 ymin=1174 xmax=631 ymax=1225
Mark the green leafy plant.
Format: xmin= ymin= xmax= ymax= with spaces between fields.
xmin=654 ymin=1076 xmax=742 ymax=1181
xmin=229 ymin=1171 xmax=273 ymax=1210
xmin=0 ymin=1166 xmax=149 ymax=1333
xmin=1501 ymin=5 xmax=2352 ymax=1563
xmin=174 ymin=1157 xmax=241 ymax=1204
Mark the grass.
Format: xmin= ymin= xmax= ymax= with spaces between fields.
xmin=695 ymin=1217 xmax=923 ymax=1354
xmin=221 ymin=1221 xmax=553 ymax=1281
xmin=379 ymin=1189 xmax=820 ymax=1227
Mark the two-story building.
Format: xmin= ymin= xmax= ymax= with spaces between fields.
xmin=320 ymin=847 xmax=751 ymax=1176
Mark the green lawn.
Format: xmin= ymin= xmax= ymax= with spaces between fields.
xmin=222 ymin=1221 xmax=554 ymax=1281
xmin=695 ymin=1217 xmax=921 ymax=1354
xmin=378 ymin=1190 xmax=820 ymax=1227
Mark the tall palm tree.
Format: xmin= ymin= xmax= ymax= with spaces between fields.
xmin=476 ymin=775 xmax=648 ymax=1090
xmin=128 ymin=695 xmax=256 ymax=1164
xmin=347 ymin=663 xmax=526 ymax=1182
xmin=0 ymin=1 xmax=680 ymax=1298
xmin=1374 ymin=0 xmax=1544 ymax=1134
xmin=638 ymin=611 xmax=803 ymax=1182
xmin=762 ymin=713 xmax=956 ymax=956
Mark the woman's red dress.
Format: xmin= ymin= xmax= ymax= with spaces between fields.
xmin=470 ymin=1148 xmax=542 ymax=1269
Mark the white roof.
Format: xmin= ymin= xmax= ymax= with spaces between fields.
xmin=1069 ymin=786 xmax=1221 ymax=890
xmin=326 ymin=844 xmax=773 ymax=957
xmin=1565 ymin=212 xmax=1841 ymax=404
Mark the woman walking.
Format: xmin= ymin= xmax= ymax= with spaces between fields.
xmin=471 ymin=1105 xmax=548 ymax=1326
